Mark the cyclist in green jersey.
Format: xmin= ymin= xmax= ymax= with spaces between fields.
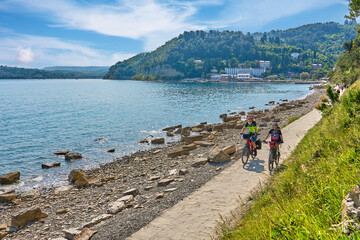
xmin=241 ymin=116 xmax=258 ymax=154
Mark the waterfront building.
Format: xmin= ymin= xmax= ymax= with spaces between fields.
xmin=312 ymin=64 xmax=323 ymax=70
xmin=225 ymin=67 xmax=265 ymax=77
xmin=237 ymin=74 xmax=251 ymax=80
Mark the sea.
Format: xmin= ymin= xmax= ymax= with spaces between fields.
xmin=0 ymin=79 xmax=313 ymax=192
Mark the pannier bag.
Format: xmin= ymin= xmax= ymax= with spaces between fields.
xmin=242 ymin=133 xmax=251 ymax=140
xmin=255 ymin=139 xmax=262 ymax=149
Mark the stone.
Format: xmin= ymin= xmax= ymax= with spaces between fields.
xmin=182 ymin=135 xmax=203 ymax=144
xmin=0 ymin=193 xmax=19 ymax=202
xmin=118 ymin=195 xmax=134 ymax=203
xmin=166 ymin=131 xmax=175 ymax=137
xmin=0 ymin=231 xmax=8 ymax=239
xmin=182 ymin=143 xmax=198 ymax=150
xmin=179 ymin=169 xmax=189 ymax=175
xmin=155 ymin=192 xmax=164 ymax=199
xmin=191 ymin=127 xmax=203 ymax=132
xmin=108 ymin=200 xmax=126 ymax=214
xmin=42 ymin=162 xmax=61 ymax=169
xmin=153 ymin=150 xmax=161 ymax=154
xmin=74 ymin=228 xmax=97 ymax=240
xmin=163 ymin=126 xmax=176 ymax=131
xmin=56 ymin=208 xmax=69 ymax=215
xmin=213 ymin=124 xmax=224 ymax=132
xmin=191 ymin=158 xmax=208 ymax=167
xmin=53 ymin=150 xmax=71 ymax=155
xmin=107 ymin=149 xmax=115 ymax=153
xmin=22 ymin=189 xmax=40 ymax=199
xmin=138 ymin=139 xmax=149 ymax=144
xmin=157 ymin=178 xmax=174 ymax=187
xmin=0 ymin=171 xmax=20 ymax=184
xmin=65 ymin=153 xmax=83 ymax=161
xmin=164 ymin=188 xmax=177 ymax=193
xmin=193 ymin=141 xmax=214 ymax=147
xmin=94 ymin=137 xmax=105 ymax=141
xmin=55 ymin=185 xmax=73 ymax=194
xmin=123 ymin=188 xmax=140 ymax=196
xmin=73 ymin=175 xmax=99 ymax=187
xmin=11 ymin=207 xmax=48 ymax=229
xmin=169 ymin=169 xmax=177 ymax=176
xmin=149 ymin=176 xmax=161 ymax=181
xmin=208 ymin=147 xmax=231 ymax=163
xmin=151 ymin=138 xmax=165 ymax=144
xmin=134 ymin=204 xmax=144 ymax=209
xmin=224 ymin=116 xmax=241 ymax=122
xmin=83 ymin=214 xmax=112 ymax=228
xmin=219 ymin=113 xmax=227 ymax=119
xmin=0 ymin=223 xmax=6 ymax=231
xmin=144 ymin=186 xmax=153 ymax=191
xmin=181 ymin=127 xmax=191 ymax=137
xmin=235 ymin=124 xmax=244 ymax=129
xmin=68 ymin=169 xmax=86 ymax=183
xmin=168 ymin=149 xmax=189 ymax=158
xmin=207 ymin=134 xmax=215 ymax=141
xmin=249 ymin=106 xmax=255 ymax=109
xmin=63 ymin=228 xmax=81 ymax=240
xmin=174 ymin=128 xmax=182 ymax=134
xmin=222 ymin=145 xmax=237 ymax=155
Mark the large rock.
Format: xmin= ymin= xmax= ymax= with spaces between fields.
xmin=74 ymin=228 xmax=97 ymax=240
xmin=151 ymin=138 xmax=165 ymax=144
xmin=182 ymin=135 xmax=203 ymax=144
xmin=181 ymin=127 xmax=191 ymax=137
xmin=208 ymin=147 xmax=231 ymax=163
xmin=0 ymin=193 xmax=19 ymax=202
xmin=11 ymin=207 xmax=48 ymax=229
xmin=182 ymin=143 xmax=199 ymax=150
xmin=68 ymin=169 xmax=86 ymax=183
xmin=168 ymin=149 xmax=189 ymax=158
xmin=108 ymin=200 xmax=126 ymax=214
xmin=222 ymin=145 xmax=237 ymax=155
xmin=191 ymin=158 xmax=208 ymax=167
xmin=193 ymin=141 xmax=214 ymax=147
xmin=0 ymin=171 xmax=20 ymax=184
xmin=53 ymin=150 xmax=71 ymax=155
xmin=224 ymin=116 xmax=241 ymax=122
xmin=212 ymin=124 xmax=224 ymax=132
xmin=65 ymin=153 xmax=83 ymax=161
xmin=74 ymin=175 xmax=100 ymax=187
xmin=42 ymin=162 xmax=61 ymax=169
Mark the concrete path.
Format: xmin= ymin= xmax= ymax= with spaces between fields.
xmin=127 ymin=109 xmax=322 ymax=240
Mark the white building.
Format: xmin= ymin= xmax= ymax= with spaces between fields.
xmin=259 ymin=61 xmax=270 ymax=69
xmin=194 ymin=60 xmax=203 ymax=64
xmin=291 ymin=53 xmax=300 ymax=58
xmin=237 ymin=74 xmax=251 ymax=80
xmin=225 ymin=67 xmax=265 ymax=77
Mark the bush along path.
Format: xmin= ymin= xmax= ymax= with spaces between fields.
xmin=220 ymin=81 xmax=360 ymax=239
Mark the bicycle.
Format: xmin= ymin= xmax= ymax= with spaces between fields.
xmin=241 ymin=133 xmax=257 ymax=165
xmin=263 ymin=140 xmax=280 ymax=171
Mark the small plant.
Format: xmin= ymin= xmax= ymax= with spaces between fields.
xmin=326 ymin=85 xmax=339 ymax=104
xmin=320 ymin=96 xmax=329 ymax=103
xmin=315 ymin=102 xmax=327 ymax=111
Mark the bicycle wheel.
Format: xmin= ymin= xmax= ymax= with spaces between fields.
xmin=268 ymin=150 xmax=274 ymax=171
xmin=242 ymin=146 xmax=250 ymax=165
xmin=275 ymin=151 xmax=280 ymax=168
xmin=251 ymin=147 xmax=256 ymax=160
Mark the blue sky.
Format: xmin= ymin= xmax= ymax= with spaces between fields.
xmin=0 ymin=0 xmax=349 ymax=68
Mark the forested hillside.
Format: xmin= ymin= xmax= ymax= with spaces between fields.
xmin=105 ymin=22 xmax=356 ymax=80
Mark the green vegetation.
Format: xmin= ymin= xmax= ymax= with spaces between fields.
xmin=105 ymin=22 xmax=356 ymax=80
xmin=0 ymin=65 xmax=107 ymax=79
xmin=220 ymin=80 xmax=360 ymax=239
xmin=130 ymin=73 xmax=157 ymax=80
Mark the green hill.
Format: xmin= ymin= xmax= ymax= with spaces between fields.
xmin=105 ymin=22 xmax=356 ymax=80
xmin=0 ymin=65 xmax=107 ymax=79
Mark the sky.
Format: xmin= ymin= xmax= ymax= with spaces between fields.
xmin=0 ymin=0 xmax=349 ymax=68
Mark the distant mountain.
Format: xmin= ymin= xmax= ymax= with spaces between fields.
xmin=105 ymin=22 xmax=356 ymax=80
xmin=43 ymin=66 xmax=109 ymax=78
xmin=0 ymin=65 xmax=107 ymax=79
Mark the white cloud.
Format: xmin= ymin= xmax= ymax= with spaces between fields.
xmin=0 ymin=32 xmax=135 ymax=67
xmin=16 ymin=47 xmax=35 ymax=64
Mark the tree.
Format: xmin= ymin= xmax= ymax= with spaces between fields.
xmin=275 ymin=36 xmax=281 ymax=45
xmin=300 ymin=72 xmax=310 ymax=80
xmin=260 ymin=33 xmax=267 ymax=43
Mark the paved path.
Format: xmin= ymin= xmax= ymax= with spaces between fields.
xmin=127 ymin=109 xmax=322 ymax=240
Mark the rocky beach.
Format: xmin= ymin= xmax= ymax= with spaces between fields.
xmin=0 ymin=85 xmax=325 ymax=240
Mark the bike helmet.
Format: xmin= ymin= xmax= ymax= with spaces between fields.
xmin=272 ymin=123 xmax=278 ymax=127
xmin=248 ymin=116 xmax=254 ymax=120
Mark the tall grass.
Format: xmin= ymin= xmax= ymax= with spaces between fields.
xmin=220 ymin=81 xmax=360 ymax=239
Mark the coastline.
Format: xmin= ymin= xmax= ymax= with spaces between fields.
xmin=0 ymin=86 xmax=325 ymax=240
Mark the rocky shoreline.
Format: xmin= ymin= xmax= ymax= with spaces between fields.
xmin=0 ymin=86 xmax=325 ymax=240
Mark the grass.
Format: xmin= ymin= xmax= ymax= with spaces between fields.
xmin=281 ymin=116 xmax=301 ymax=128
xmin=220 ymin=80 xmax=360 ymax=239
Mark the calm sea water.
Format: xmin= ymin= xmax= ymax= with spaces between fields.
xmin=0 ymin=79 xmax=312 ymax=191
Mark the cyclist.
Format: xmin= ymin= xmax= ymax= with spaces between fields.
xmin=264 ymin=123 xmax=283 ymax=155
xmin=241 ymin=116 xmax=258 ymax=155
